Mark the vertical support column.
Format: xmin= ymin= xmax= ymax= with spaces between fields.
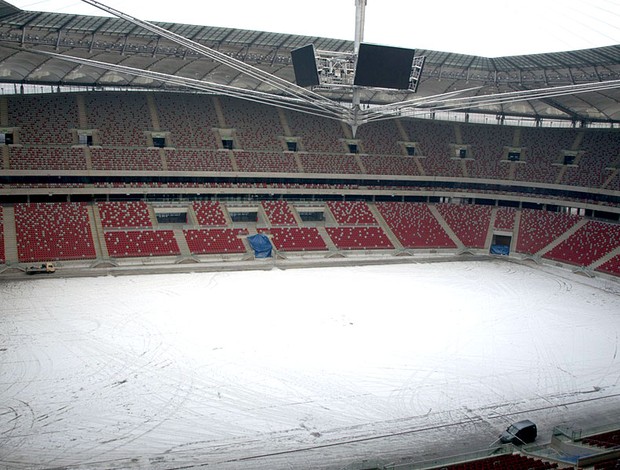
xmin=173 ymin=228 xmax=191 ymax=257
xmin=2 ymin=145 xmax=9 ymax=170
xmin=277 ymin=108 xmax=292 ymax=137
xmin=212 ymin=96 xmax=227 ymax=128
xmin=76 ymin=94 xmax=89 ymax=129
xmin=512 ymin=209 xmax=522 ymax=254
xmin=0 ymin=96 xmax=8 ymax=127
xmin=88 ymin=204 xmax=108 ymax=260
xmin=2 ymin=206 xmax=20 ymax=264
xmin=146 ymin=93 xmax=161 ymax=131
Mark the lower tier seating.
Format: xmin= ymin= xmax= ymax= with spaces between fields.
xmin=377 ymin=202 xmax=457 ymax=249
xmin=596 ymin=253 xmax=620 ymax=276
xmin=327 ymin=201 xmax=377 ymax=225
xmin=436 ymin=203 xmax=492 ymax=248
xmin=97 ymin=201 xmax=153 ymax=229
xmin=183 ymin=228 xmax=248 ymax=254
xmin=494 ymin=207 xmax=517 ymax=231
xmin=582 ymin=429 xmax=620 ymax=449
xmin=192 ymin=201 xmax=228 ymax=226
xmin=325 ymin=226 xmax=393 ymax=250
xmin=14 ymin=202 xmax=97 ymax=262
xmin=259 ymin=227 xmax=327 ymax=251
xmin=104 ymin=230 xmax=180 ymax=258
xmin=516 ymin=210 xmax=582 ymax=255
xmin=2 ymin=201 xmax=619 ymax=280
xmin=427 ymin=453 xmax=558 ymax=470
xmin=261 ymin=200 xmax=298 ymax=226
xmin=594 ymin=457 xmax=620 ymax=470
xmin=544 ymin=220 xmax=620 ymax=267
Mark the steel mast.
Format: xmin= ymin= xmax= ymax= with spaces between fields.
xmin=351 ymin=0 xmax=367 ymax=136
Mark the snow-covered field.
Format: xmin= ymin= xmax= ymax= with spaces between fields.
xmin=1 ymin=259 xmax=619 ymax=470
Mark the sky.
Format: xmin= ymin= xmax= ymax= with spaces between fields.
xmin=7 ymin=0 xmax=620 ymax=57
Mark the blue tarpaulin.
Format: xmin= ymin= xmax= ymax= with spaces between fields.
xmin=247 ymin=233 xmax=272 ymax=258
xmin=490 ymin=244 xmax=510 ymax=255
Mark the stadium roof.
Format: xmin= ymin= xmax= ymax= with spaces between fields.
xmin=0 ymin=0 xmax=618 ymax=126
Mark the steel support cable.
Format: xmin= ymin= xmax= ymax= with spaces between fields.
xmin=362 ymin=79 xmax=620 ymax=122
xmin=354 ymin=87 xmax=484 ymax=124
xmin=79 ymin=0 xmax=344 ymax=117
xmin=33 ymin=49 xmax=353 ymax=122
xmin=417 ymin=81 xmax=620 ymax=116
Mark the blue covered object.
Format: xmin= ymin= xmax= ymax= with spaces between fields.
xmin=490 ymin=244 xmax=510 ymax=255
xmin=247 ymin=233 xmax=272 ymax=258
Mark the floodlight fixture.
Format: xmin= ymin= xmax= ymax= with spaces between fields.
xmin=409 ymin=55 xmax=426 ymax=93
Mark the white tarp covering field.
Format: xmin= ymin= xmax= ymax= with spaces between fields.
xmin=1 ymin=259 xmax=619 ymax=470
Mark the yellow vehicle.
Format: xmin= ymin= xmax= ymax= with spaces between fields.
xmin=25 ymin=262 xmax=56 ymax=275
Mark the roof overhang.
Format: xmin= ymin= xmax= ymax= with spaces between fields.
xmin=0 ymin=0 xmax=618 ymax=126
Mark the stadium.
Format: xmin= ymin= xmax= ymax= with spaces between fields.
xmin=0 ymin=0 xmax=619 ymax=469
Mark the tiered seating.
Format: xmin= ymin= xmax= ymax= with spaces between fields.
xmin=436 ymin=203 xmax=492 ymax=248
xmin=419 ymin=153 xmax=462 ymax=177
xmin=582 ymin=429 xmax=620 ymax=449
xmin=494 ymin=207 xmax=517 ymax=231
xmin=544 ymin=220 xmax=620 ymax=267
xmin=84 ymin=92 xmax=151 ymax=146
xmin=219 ymin=97 xmax=283 ymax=151
xmin=563 ymin=130 xmax=619 ymax=188
xmin=604 ymin=169 xmax=620 ymax=192
xmin=596 ymin=253 xmax=620 ymax=276
xmin=97 ymin=201 xmax=153 ymax=229
xmin=90 ymin=148 xmax=163 ymax=171
xmin=234 ymin=151 xmax=299 ymax=173
xmin=593 ymin=457 xmax=620 ymax=470
xmin=563 ymin=154 xmax=609 ymax=189
xmin=8 ymin=93 xmax=77 ymax=145
xmin=261 ymin=200 xmax=297 ymax=226
xmin=376 ymin=202 xmax=456 ymax=248
xmin=259 ymin=227 xmax=327 ymax=251
xmin=192 ymin=201 xmax=228 ymax=226
xmin=104 ymin=230 xmax=180 ymax=257
xmin=461 ymin=124 xmax=512 ymax=180
xmin=359 ymin=154 xmax=420 ymax=176
xmin=513 ymin=157 xmax=560 ymax=185
xmin=327 ymin=201 xmax=377 ymax=225
xmin=153 ymin=92 xmax=219 ymax=148
xmin=165 ymin=149 xmax=234 ymax=172
xmin=14 ymin=202 xmax=96 ymax=262
xmin=427 ymin=453 xmax=558 ymax=470
xmin=464 ymin=156 xmax=509 ymax=181
xmin=298 ymin=153 xmax=361 ymax=174
xmin=323 ymin=201 xmax=392 ymax=250
xmin=325 ymin=226 xmax=393 ymax=250
xmin=516 ymin=209 xmax=582 ymax=255
xmin=514 ymin=127 xmax=574 ymax=184
xmin=9 ymin=147 xmax=87 ymax=170
xmin=286 ymin=111 xmax=345 ymax=153
xmin=0 ymin=206 xmax=4 ymax=264
xmin=183 ymin=228 xmax=247 ymax=254
xmin=356 ymin=120 xmax=403 ymax=155
xmin=402 ymin=119 xmax=462 ymax=177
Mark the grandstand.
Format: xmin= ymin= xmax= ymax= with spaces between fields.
xmin=1 ymin=94 xmax=617 ymax=273
xmin=0 ymin=0 xmax=619 ymax=469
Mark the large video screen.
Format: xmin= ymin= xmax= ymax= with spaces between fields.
xmin=291 ymin=44 xmax=320 ymax=87
xmin=354 ymin=43 xmax=415 ymax=90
